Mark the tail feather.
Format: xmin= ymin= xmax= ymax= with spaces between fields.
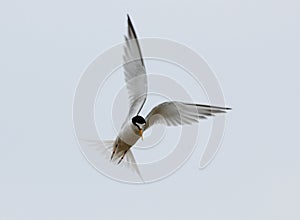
xmin=81 ymin=139 xmax=114 ymax=157
xmin=125 ymin=150 xmax=144 ymax=182
xmin=81 ymin=139 xmax=144 ymax=181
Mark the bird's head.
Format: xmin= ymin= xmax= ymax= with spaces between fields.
xmin=131 ymin=115 xmax=146 ymax=140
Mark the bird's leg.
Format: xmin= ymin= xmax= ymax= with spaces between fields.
xmin=117 ymin=150 xmax=128 ymax=164
xmin=110 ymin=144 xmax=118 ymax=160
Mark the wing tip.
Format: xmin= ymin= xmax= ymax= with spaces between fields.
xmin=127 ymin=14 xmax=133 ymax=29
xmin=127 ymin=14 xmax=133 ymax=23
xmin=124 ymin=14 xmax=145 ymax=67
xmin=223 ymin=106 xmax=232 ymax=111
xmin=126 ymin=14 xmax=138 ymax=39
xmin=127 ymin=14 xmax=131 ymax=24
xmin=191 ymin=103 xmax=232 ymax=111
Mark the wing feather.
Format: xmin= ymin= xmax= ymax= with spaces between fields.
xmin=145 ymin=101 xmax=231 ymax=129
xmin=122 ymin=15 xmax=147 ymax=121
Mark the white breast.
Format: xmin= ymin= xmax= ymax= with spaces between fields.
xmin=118 ymin=121 xmax=140 ymax=146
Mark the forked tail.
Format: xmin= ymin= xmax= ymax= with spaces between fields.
xmin=81 ymin=139 xmax=144 ymax=182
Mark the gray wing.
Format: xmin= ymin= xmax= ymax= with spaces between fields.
xmin=145 ymin=101 xmax=231 ymax=129
xmin=123 ymin=15 xmax=147 ymax=120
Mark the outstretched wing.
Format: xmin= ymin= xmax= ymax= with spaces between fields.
xmin=123 ymin=15 xmax=147 ymax=121
xmin=145 ymin=101 xmax=231 ymax=129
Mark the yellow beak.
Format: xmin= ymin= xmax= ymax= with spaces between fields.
xmin=139 ymin=129 xmax=143 ymax=140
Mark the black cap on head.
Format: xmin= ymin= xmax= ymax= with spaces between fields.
xmin=132 ymin=115 xmax=146 ymax=126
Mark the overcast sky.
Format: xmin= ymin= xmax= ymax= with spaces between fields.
xmin=0 ymin=0 xmax=299 ymax=219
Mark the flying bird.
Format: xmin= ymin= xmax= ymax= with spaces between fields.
xmin=95 ymin=15 xmax=231 ymax=179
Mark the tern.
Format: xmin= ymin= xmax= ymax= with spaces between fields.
xmin=95 ymin=15 xmax=231 ymax=178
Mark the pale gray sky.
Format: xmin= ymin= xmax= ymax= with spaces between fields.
xmin=0 ymin=0 xmax=299 ymax=219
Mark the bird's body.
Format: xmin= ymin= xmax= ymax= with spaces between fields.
xmin=111 ymin=122 xmax=139 ymax=162
xmin=118 ymin=121 xmax=141 ymax=146
xmin=99 ymin=15 xmax=231 ymax=179
xmin=111 ymin=116 xmax=145 ymax=164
